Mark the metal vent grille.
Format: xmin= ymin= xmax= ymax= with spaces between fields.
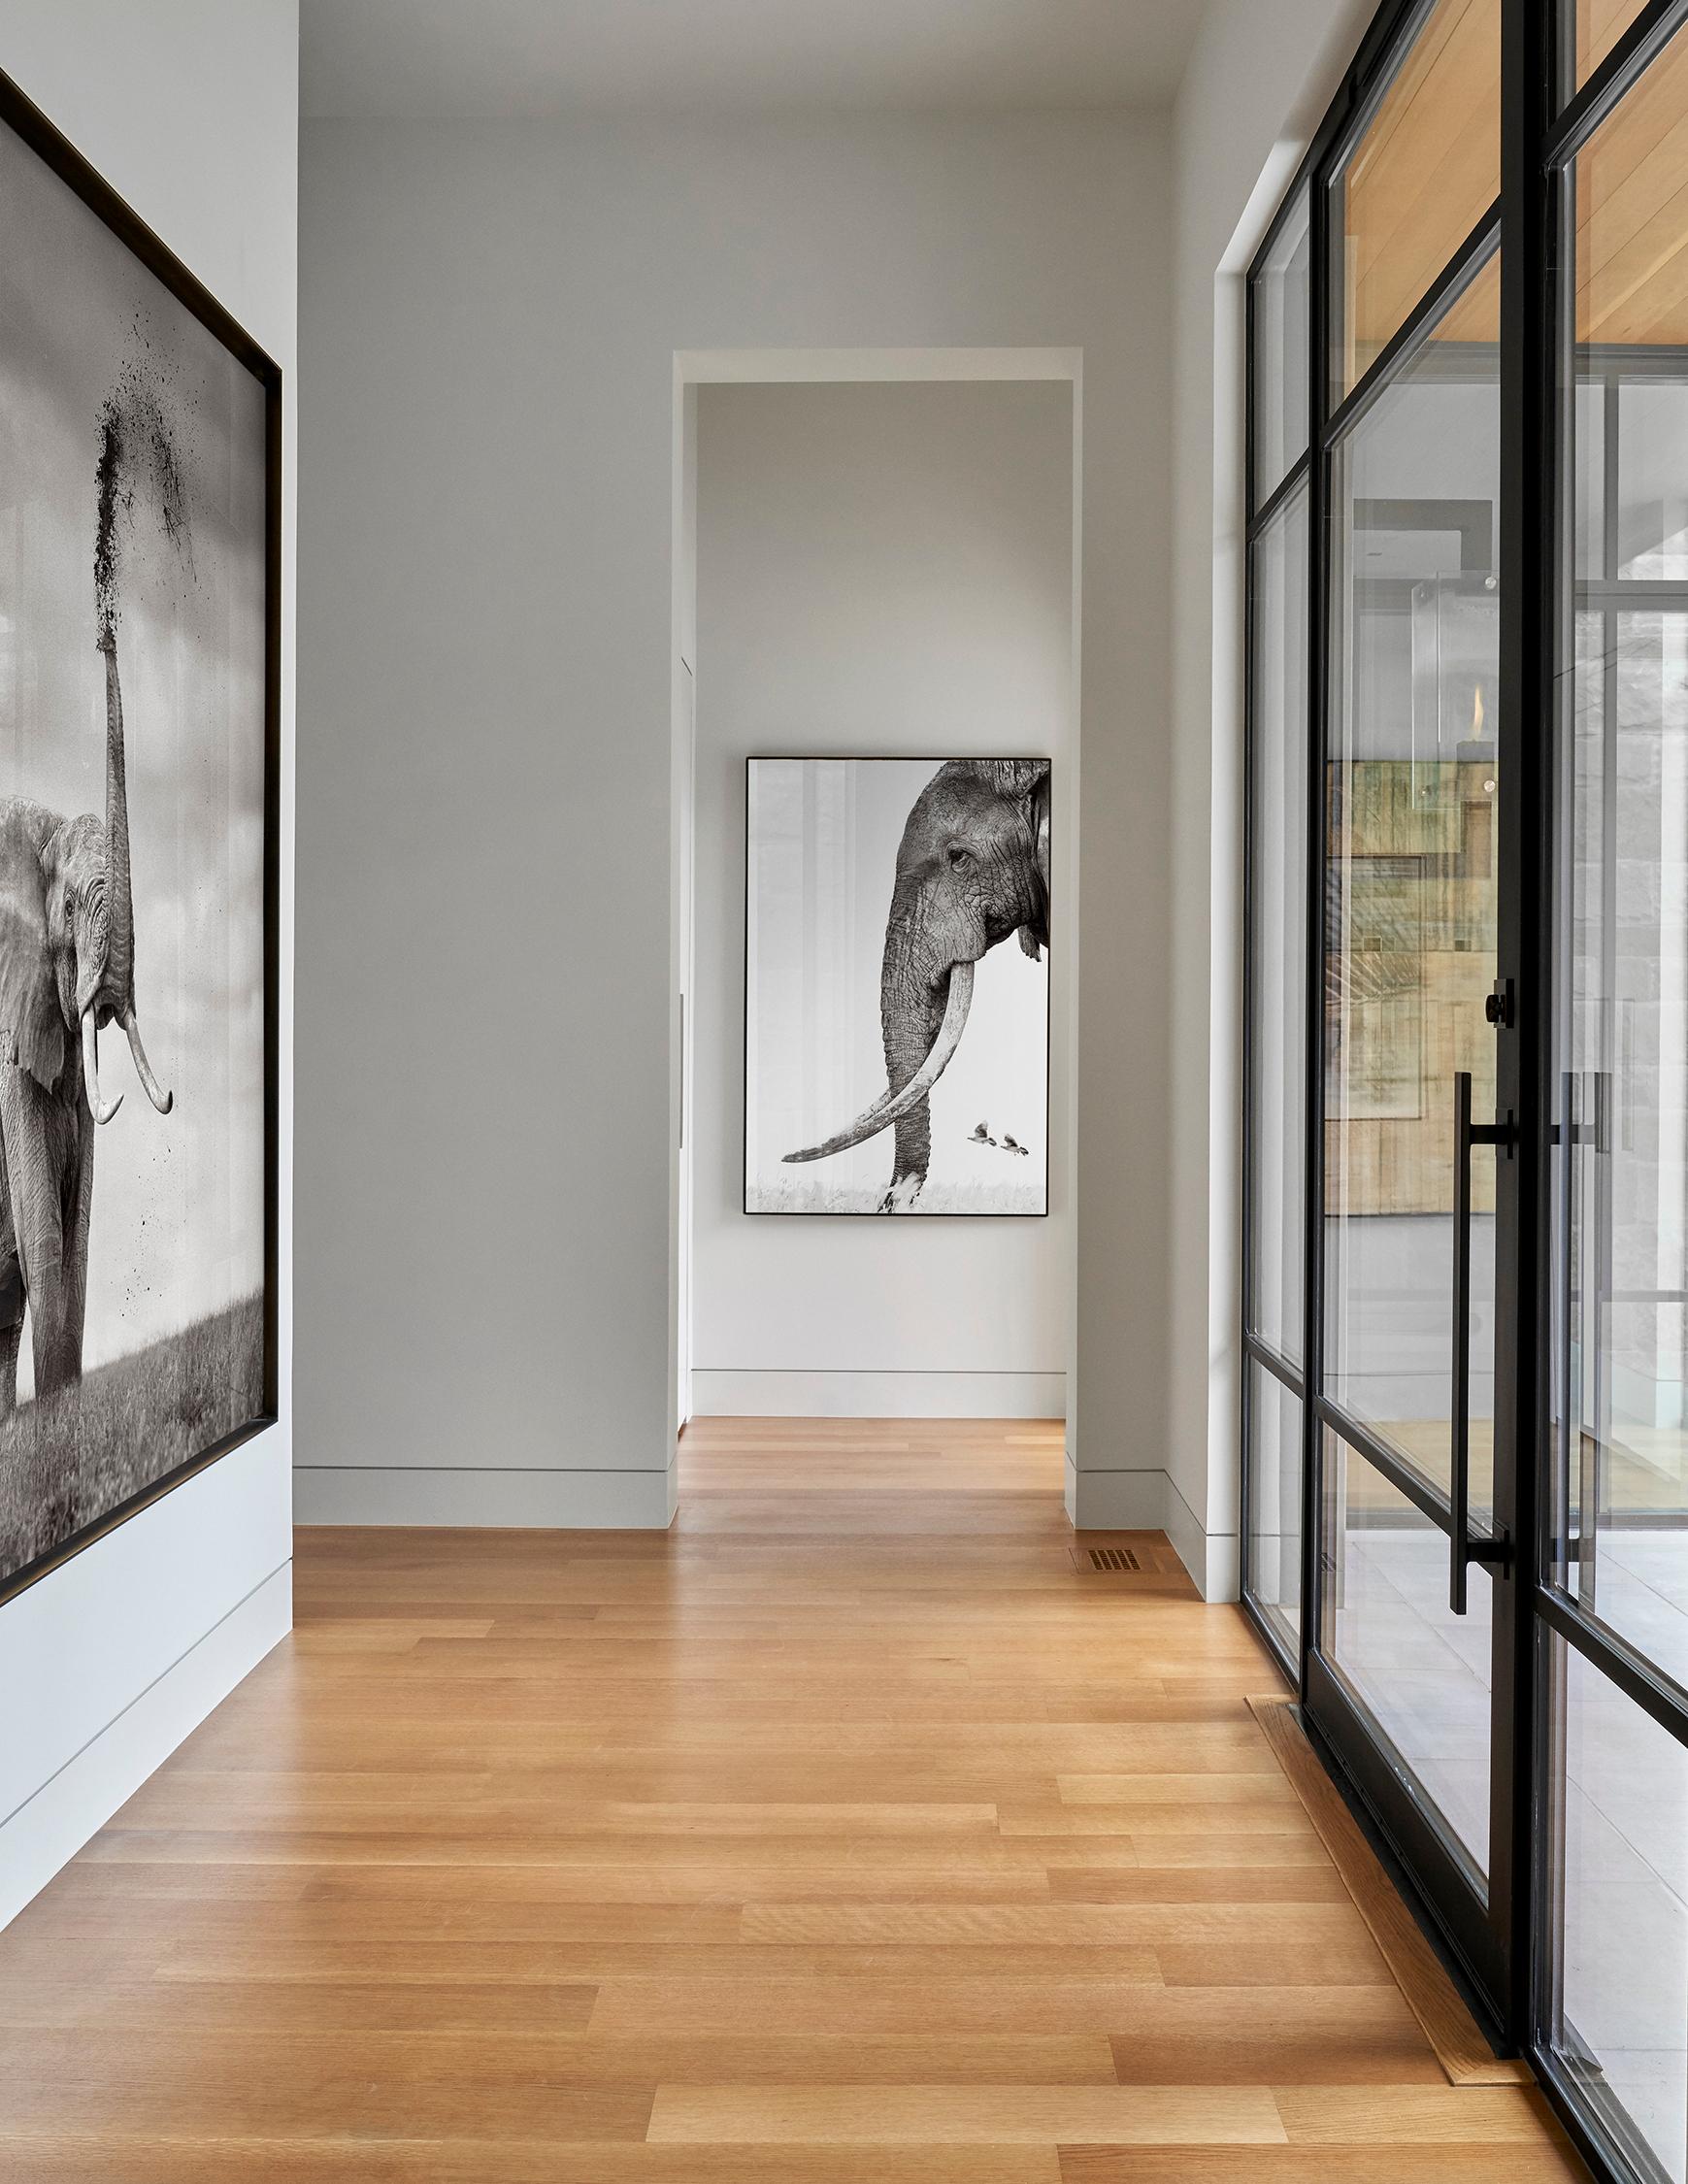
xmin=1089 ymin=1546 xmax=1141 ymax=1572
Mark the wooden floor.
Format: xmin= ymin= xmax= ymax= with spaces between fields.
xmin=0 ymin=1418 xmax=1586 ymax=2180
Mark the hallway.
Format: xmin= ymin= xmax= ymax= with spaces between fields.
xmin=0 ymin=1421 xmax=1581 ymax=2177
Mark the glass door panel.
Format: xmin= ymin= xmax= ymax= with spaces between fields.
xmin=1249 ymin=483 xmax=1310 ymax=1367
xmin=1546 ymin=29 xmax=1688 ymax=2184
xmin=1547 ymin=1638 xmax=1688 ymax=2184
xmin=1323 ymin=1428 xmax=1493 ymax=1879
xmin=1247 ymin=1363 xmax=1305 ymax=1652
xmin=1334 ymin=0 xmax=1501 ymax=394
xmin=1325 ymin=249 xmax=1502 ymax=1509
xmin=1557 ymin=601 xmax=1688 ymax=1690
xmin=1254 ymin=191 xmax=1311 ymax=506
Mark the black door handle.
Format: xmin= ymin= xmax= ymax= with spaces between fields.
xmin=1451 ymin=1071 xmax=1512 ymax=1612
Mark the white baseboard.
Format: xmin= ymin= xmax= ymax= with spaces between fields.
xmin=292 ymin=1465 xmax=679 ymax=1529
xmin=1065 ymin=1461 xmax=1169 ymax=1531
xmin=0 ymin=1560 xmax=290 ymax=1931
xmin=1162 ymin=1477 xmax=1239 ymax=1604
xmin=1063 ymin=1460 xmax=1238 ymax=1605
xmin=690 ymin=1370 xmax=1065 ymax=1419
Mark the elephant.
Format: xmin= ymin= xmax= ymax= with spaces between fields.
xmin=0 ymin=635 xmax=173 ymax=1412
xmin=784 ymin=758 xmax=1050 ymax=1210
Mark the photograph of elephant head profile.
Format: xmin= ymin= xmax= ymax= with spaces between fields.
xmin=745 ymin=757 xmax=1050 ymax=1216
xmin=0 ymin=75 xmax=275 ymax=1595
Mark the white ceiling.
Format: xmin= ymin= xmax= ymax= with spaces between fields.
xmin=300 ymin=1 xmax=1208 ymax=119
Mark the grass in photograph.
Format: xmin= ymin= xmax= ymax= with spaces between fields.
xmin=0 ymin=1293 xmax=266 ymax=1582
xmin=748 ymin=1178 xmax=1045 ymax=1216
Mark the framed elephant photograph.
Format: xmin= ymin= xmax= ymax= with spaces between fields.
xmin=0 ymin=68 xmax=279 ymax=1600
xmin=745 ymin=756 xmax=1050 ymax=1216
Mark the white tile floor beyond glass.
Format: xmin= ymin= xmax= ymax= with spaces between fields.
xmin=1335 ymin=1526 xmax=1688 ymax=2180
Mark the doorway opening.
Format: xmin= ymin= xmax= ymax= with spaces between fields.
xmin=669 ymin=352 xmax=1081 ymax=1498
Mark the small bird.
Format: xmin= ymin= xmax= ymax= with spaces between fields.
xmin=970 ymin=1122 xmax=997 ymax=1146
xmin=1003 ymin=1134 xmax=1030 ymax=1157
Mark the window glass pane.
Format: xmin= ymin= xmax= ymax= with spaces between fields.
xmin=1248 ymin=481 xmax=1308 ymax=1365
xmin=1548 ymin=1638 xmax=1688 ymax=2184
xmin=1575 ymin=380 xmax=1606 ymax=582
xmin=1552 ymin=35 xmax=1688 ymax=1698
xmin=1254 ymin=189 xmax=1310 ymax=505
xmin=1325 ymin=252 xmax=1502 ymax=1507
xmin=1245 ymin=1364 xmax=1303 ymax=1652
xmin=1323 ymin=1430 xmax=1491 ymax=1881
xmin=1573 ymin=0 xmax=1653 ymax=94
xmin=1335 ymin=0 xmax=1501 ymax=396
xmin=1618 ymin=382 xmax=1688 ymax=578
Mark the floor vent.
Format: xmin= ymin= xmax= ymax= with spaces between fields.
xmin=1089 ymin=1546 xmax=1141 ymax=1572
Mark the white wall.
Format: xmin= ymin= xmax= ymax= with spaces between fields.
xmin=1166 ymin=0 xmax=1375 ymax=1595
xmin=296 ymin=115 xmax=1175 ymax=1533
xmin=0 ymin=0 xmax=296 ymax=1923
xmin=691 ymin=379 xmax=1073 ymax=1420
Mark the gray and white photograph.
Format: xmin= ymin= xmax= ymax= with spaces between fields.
xmin=746 ymin=755 xmax=1050 ymax=1215
xmin=0 ymin=112 xmax=270 ymax=1588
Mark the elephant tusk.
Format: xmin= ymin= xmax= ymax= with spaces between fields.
xmin=81 ymin=1007 xmax=122 ymax=1125
xmin=122 ymin=1010 xmax=173 ymax=1115
xmin=783 ymin=960 xmax=975 ymax=1164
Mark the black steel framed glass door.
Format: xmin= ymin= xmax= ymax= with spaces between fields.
xmin=1242 ymin=5 xmax=1688 ymax=2179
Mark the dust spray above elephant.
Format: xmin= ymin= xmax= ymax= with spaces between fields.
xmin=784 ymin=758 xmax=1050 ymax=1211
xmin=0 ymin=381 xmax=182 ymax=1409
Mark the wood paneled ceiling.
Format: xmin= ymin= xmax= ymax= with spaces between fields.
xmin=1343 ymin=0 xmax=1500 ymax=383
xmin=1341 ymin=0 xmax=1688 ymax=369
xmin=1577 ymin=20 xmax=1688 ymax=346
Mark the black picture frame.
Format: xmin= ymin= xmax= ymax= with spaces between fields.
xmin=0 ymin=62 xmax=281 ymax=1608
xmin=742 ymin=753 xmax=1052 ymax=1220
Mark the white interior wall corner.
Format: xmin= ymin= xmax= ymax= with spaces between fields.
xmin=1169 ymin=0 xmax=1379 ymax=1605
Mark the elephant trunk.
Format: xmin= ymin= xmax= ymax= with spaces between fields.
xmin=103 ymin=640 xmax=134 ymax=1006
xmin=98 ymin=640 xmax=173 ymax=1116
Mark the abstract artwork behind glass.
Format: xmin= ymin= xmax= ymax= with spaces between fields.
xmin=745 ymin=757 xmax=1050 ymax=1216
xmin=0 ymin=74 xmax=276 ymax=1593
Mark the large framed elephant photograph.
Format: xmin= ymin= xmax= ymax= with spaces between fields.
xmin=745 ymin=756 xmax=1050 ymax=1216
xmin=0 ymin=69 xmax=279 ymax=1599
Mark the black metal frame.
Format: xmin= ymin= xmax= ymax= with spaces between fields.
xmin=1240 ymin=3 xmax=1688 ymax=2178
xmin=0 ymin=64 xmax=282 ymax=1608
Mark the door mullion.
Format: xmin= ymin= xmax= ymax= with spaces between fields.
xmin=1298 ymin=86 xmax=1339 ymax=1705
xmin=1495 ymin=0 xmax=1555 ymax=2047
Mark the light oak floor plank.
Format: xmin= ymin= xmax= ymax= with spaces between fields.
xmin=1246 ymin=1697 xmax=1535 ymax=2087
xmin=645 ymin=2084 xmax=1288 ymax=2145
xmin=0 ymin=1420 xmax=1582 ymax=2178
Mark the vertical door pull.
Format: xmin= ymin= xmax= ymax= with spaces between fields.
xmin=1451 ymin=1072 xmax=1513 ymax=1612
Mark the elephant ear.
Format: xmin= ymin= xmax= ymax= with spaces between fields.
xmin=0 ymin=814 xmax=65 ymax=1092
xmin=965 ymin=759 xmax=1049 ymax=800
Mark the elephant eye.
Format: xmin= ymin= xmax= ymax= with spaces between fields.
xmin=947 ymin=844 xmax=975 ymax=870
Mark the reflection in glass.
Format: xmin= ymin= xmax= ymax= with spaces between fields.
xmin=1619 ymin=382 xmax=1688 ymax=579
xmin=1549 ymin=1639 xmax=1688 ymax=2183
xmin=1248 ymin=484 xmax=1308 ymax=1366
xmin=1254 ymin=190 xmax=1310 ymax=506
xmin=1574 ymin=0 xmax=1653 ymax=95
xmin=1246 ymin=1365 xmax=1303 ymax=1653
xmin=1325 ymin=252 xmax=1501 ymax=1504
xmin=1324 ymin=1431 xmax=1491 ymax=1881
xmin=1335 ymin=0 xmax=1500 ymax=394
xmin=1552 ymin=44 xmax=1688 ymax=1699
